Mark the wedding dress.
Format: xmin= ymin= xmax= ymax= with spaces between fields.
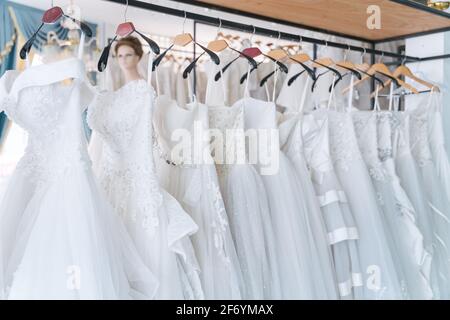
xmin=277 ymin=74 xmax=362 ymax=299
xmin=324 ymin=99 xmax=404 ymax=298
xmin=207 ymin=102 xmax=281 ymax=299
xmin=0 ymin=55 xmax=158 ymax=299
xmin=409 ymin=94 xmax=450 ymax=299
xmin=87 ymin=71 xmax=203 ymax=299
xmin=152 ymin=94 xmax=244 ymax=299
xmin=425 ymin=91 xmax=450 ymax=202
xmin=352 ymin=108 xmax=431 ymax=299
xmin=234 ymin=93 xmax=339 ymax=299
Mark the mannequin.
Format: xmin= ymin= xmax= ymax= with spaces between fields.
xmin=114 ymin=36 xmax=145 ymax=84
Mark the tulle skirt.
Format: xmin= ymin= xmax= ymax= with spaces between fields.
xmin=415 ymin=160 xmax=450 ymax=299
xmin=0 ymin=163 xmax=158 ymax=300
xmin=369 ymin=162 xmax=433 ymax=299
xmin=217 ymin=163 xmax=282 ymax=299
xmin=157 ymin=162 xmax=244 ymax=300
xmin=331 ymin=159 xmax=405 ymax=299
xmin=97 ymin=163 xmax=203 ymax=300
xmin=254 ymin=153 xmax=339 ymax=299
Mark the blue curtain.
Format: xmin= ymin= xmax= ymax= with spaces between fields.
xmin=0 ymin=0 xmax=16 ymax=146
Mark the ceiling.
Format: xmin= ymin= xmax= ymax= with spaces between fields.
xmin=192 ymin=0 xmax=450 ymax=42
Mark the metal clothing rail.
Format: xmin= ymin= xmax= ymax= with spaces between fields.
xmin=103 ymin=0 xmax=424 ymax=62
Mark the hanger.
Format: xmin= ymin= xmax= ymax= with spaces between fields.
xmin=97 ymin=0 xmax=159 ymax=72
xmin=153 ymin=11 xmax=219 ymax=77
xmin=310 ymin=40 xmax=343 ymax=92
xmin=258 ymin=32 xmax=290 ymax=87
xmin=20 ymin=5 xmax=93 ymax=60
xmin=341 ymin=47 xmax=384 ymax=94
xmin=205 ymin=19 xmax=257 ymax=81
xmin=367 ymin=55 xmax=419 ymax=97
xmin=324 ymin=45 xmax=363 ymax=91
xmin=380 ymin=56 xmax=439 ymax=92
xmin=238 ymin=27 xmax=288 ymax=84
xmin=287 ymin=35 xmax=316 ymax=86
xmin=348 ymin=52 xmax=417 ymax=95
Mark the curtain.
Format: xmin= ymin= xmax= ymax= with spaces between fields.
xmin=0 ymin=0 xmax=16 ymax=147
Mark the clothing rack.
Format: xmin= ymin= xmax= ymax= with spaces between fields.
xmin=103 ymin=0 xmax=450 ymax=64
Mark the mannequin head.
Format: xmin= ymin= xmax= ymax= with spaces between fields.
xmin=114 ymin=36 xmax=143 ymax=73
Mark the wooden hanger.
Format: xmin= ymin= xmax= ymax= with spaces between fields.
xmin=153 ymin=11 xmax=219 ymax=74
xmin=380 ymin=58 xmax=439 ymax=92
xmin=344 ymin=52 xmax=418 ymax=95
xmin=287 ymin=36 xmax=316 ymax=85
xmin=341 ymin=48 xmax=384 ymax=94
xmin=310 ymin=41 xmax=343 ymax=92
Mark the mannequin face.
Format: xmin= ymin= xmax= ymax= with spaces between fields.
xmin=116 ymin=44 xmax=141 ymax=72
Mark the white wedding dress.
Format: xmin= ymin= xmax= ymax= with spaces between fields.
xmin=277 ymin=72 xmax=362 ymax=299
xmin=352 ymin=110 xmax=432 ymax=299
xmin=409 ymin=95 xmax=450 ymax=299
xmin=152 ymin=94 xmax=244 ymax=299
xmin=87 ymin=77 xmax=203 ymax=300
xmin=282 ymin=111 xmax=363 ymax=299
xmin=207 ymin=102 xmax=281 ymax=299
xmin=0 ymin=57 xmax=158 ymax=299
xmin=324 ymin=105 xmax=404 ymax=299
xmin=234 ymin=96 xmax=339 ymax=299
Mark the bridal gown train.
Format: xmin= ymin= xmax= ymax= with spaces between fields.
xmin=87 ymin=78 xmax=203 ymax=299
xmin=0 ymin=58 xmax=158 ymax=299
xmin=152 ymin=94 xmax=244 ymax=299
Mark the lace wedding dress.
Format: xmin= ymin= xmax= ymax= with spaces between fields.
xmin=352 ymin=111 xmax=432 ymax=299
xmin=409 ymin=98 xmax=450 ymax=299
xmin=152 ymin=94 xmax=244 ymax=299
xmin=87 ymin=78 xmax=203 ymax=299
xmin=325 ymin=107 xmax=404 ymax=299
xmin=0 ymin=58 xmax=158 ymax=299
xmin=207 ymin=102 xmax=282 ymax=299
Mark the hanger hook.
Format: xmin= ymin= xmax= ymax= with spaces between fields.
xmin=378 ymin=51 xmax=384 ymax=63
xmin=298 ymin=35 xmax=303 ymax=50
xmin=276 ymin=31 xmax=281 ymax=47
xmin=124 ymin=0 xmax=129 ymax=22
xmin=401 ymin=55 xmax=407 ymax=65
xmin=217 ymin=18 xmax=222 ymax=36
xmin=250 ymin=25 xmax=256 ymax=43
xmin=182 ymin=11 xmax=187 ymax=34
xmin=344 ymin=44 xmax=350 ymax=61
xmin=360 ymin=47 xmax=366 ymax=63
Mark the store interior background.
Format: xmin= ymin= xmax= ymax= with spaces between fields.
xmin=1 ymin=0 xmax=449 ymax=193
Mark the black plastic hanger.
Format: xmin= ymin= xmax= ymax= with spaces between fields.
xmin=20 ymin=6 xmax=93 ymax=60
xmin=153 ymin=11 xmax=219 ymax=74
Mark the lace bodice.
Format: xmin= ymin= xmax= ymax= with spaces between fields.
xmin=0 ymin=58 xmax=94 ymax=187
xmin=410 ymin=111 xmax=433 ymax=167
xmin=376 ymin=112 xmax=397 ymax=162
xmin=327 ymin=110 xmax=362 ymax=172
xmin=352 ymin=112 xmax=386 ymax=181
xmin=208 ymin=104 xmax=246 ymax=169
xmin=87 ymin=79 xmax=163 ymax=229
